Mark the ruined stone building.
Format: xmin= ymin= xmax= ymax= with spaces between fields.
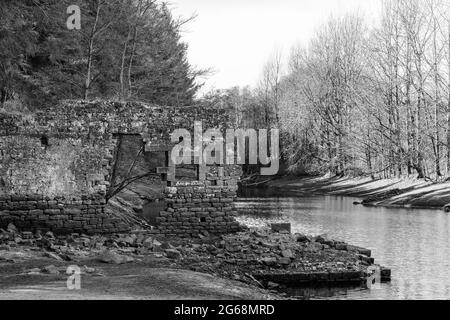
xmin=0 ymin=101 xmax=242 ymax=236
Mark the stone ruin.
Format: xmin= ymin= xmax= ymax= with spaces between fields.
xmin=0 ymin=100 xmax=242 ymax=235
xmin=157 ymin=166 xmax=242 ymax=236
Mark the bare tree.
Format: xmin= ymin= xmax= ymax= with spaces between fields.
xmin=82 ymin=0 xmax=122 ymax=100
xmin=258 ymin=49 xmax=283 ymax=127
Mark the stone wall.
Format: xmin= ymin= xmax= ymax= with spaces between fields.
xmin=0 ymin=100 xmax=238 ymax=235
xmin=0 ymin=194 xmax=127 ymax=234
xmin=155 ymin=165 xmax=243 ymax=236
xmin=0 ymin=135 xmax=114 ymax=197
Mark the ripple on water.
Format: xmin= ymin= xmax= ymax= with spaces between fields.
xmin=236 ymin=194 xmax=450 ymax=300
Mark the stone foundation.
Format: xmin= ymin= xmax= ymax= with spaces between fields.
xmin=155 ymin=182 xmax=241 ymax=236
xmin=154 ymin=164 xmax=243 ymax=236
xmin=0 ymin=194 xmax=130 ymax=234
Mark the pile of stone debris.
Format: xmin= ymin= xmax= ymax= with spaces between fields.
xmin=172 ymin=227 xmax=377 ymax=284
xmin=0 ymin=223 xmax=170 ymax=264
xmin=0 ymin=222 xmax=382 ymax=289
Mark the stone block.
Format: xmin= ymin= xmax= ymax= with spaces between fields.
xmin=271 ymin=223 xmax=291 ymax=234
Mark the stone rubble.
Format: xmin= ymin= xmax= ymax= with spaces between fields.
xmin=0 ymin=223 xmax=384 ymax=289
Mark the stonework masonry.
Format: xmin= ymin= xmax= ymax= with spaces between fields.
xmin=0 ymin=100 xmax=241 ymax=235
xmin=155 ymin=165 xmax=243 ymax=236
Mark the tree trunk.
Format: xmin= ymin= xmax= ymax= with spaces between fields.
xmin=433 ymin=16 xmax=441 ymax=177
xmin=447 ymin=20 xmax=450 ymax=174
xmin=120 ymin=28 xmax=132 ymax=100
xmin=84 ymin=2 xmax=101 ymax=100
xmin=127 ymin=27 xmax=138 ymax=99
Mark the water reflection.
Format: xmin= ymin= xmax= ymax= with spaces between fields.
xmin=236 ymin=194 xmax=450 ymax=300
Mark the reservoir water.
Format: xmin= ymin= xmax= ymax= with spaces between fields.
xmin=236 ymin=192 xmax=450 ymax=300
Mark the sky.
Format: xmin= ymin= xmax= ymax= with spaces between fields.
xmin=170 ymin=0 xmax=383 ymax=93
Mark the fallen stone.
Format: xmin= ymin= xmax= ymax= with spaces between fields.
xmin=152 ymin=240 xmax=162 ymax=252
xmin=161 ymin=242 xmax=173 ymax=250
xmin=335 ymin=243 xmax=347 ymax=251
xmin=7 ymin=223 xmax=17 ymax=234
xmin=359 ymin=255 xmax=375 ymax=265
xmin=271 ymin=223 xmax=291 ymax=234
xmin=281 ymin=249 xmax=295 ymax=259
xmin=135 ymin=234 xmax=146 ymax=245
xmin=120 ymin=235 xmax=136 ymax=246
xmin=260 ymin=242 xmax=278 ymax=249
xmin=201 ymin=230 xmax=210 ymax=236
xmin=252 ymin=230 xmax=267 ymax=238
xmin=36 ymin=237 xmax=52 ymax=248
xmin=294 ymin=233 xmax=310 ymax=243
xmin=305 ymin=242 xmax=323 ymax=252
xmin=58 ymin=253 xmax=73 ymax=261
xmin=83 ymin=266 xmax=96 ymax=274
xmin=43 ymin=251 xmax=64 ymax=261
xmin=323 ymin=239 xmax=335 ymax=247
xmin=27 ymin=268 xmax=41 ymax=275
xmin=42 ymin=265 xmax=60 ymax=275
xmin=143 ymin=238 xmax=153 ymax=249
xmin=77 ymin=237 xmax=91 ymax=247
xmin=14 ymin=236 xmax=23 ymax=244
xmin=380 ymin=267 xmax=391 ymax=282
xmin=165 ymin=249 xmax=181 ymax=260
xmin=346 ymin=245 xmax=371 ymax=257
xmin=314 ymin=235 xmax=327 ymax=244
xmin=21 ymin=232 xmax=34 ymax=239
xmin=261 ymin=257 xmax=277 ymax=266
xmin=278 ymin=257 xmax=291 ymax=265
xmin=225 ymin=244 xmax=241 ymax=252
xmin=45 ymin=231 xmax=55 ymax=239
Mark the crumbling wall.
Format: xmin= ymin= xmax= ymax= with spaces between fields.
xmin=0 ymin=136 xmax=112 ymax=196
xmin=155 ymin=165 xmax=243 ymax=236
xmin=0 ymin=100 xmax=238 ymax=235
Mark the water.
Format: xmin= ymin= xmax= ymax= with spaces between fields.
xmin=236 ymin=193 xmax=450 ymax=300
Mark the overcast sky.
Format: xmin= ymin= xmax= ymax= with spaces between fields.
xmin=170 ymin=0 xmax=382 ymax=92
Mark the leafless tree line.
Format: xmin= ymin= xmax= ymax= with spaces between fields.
xmin=271 ymin=0 xmax=450 ymax=179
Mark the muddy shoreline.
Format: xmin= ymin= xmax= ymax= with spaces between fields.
xmin=260 ymin=176 xmax=450 ymax=211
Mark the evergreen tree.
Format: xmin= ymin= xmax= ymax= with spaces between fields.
xmin=0 ymin=0 xmax=201 ymax=109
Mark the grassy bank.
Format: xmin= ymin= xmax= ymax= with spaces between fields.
xmin=266 ymin=176 xmax=450 ymax=210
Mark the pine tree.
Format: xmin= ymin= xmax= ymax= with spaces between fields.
xmin=0 ymin=0 xmax=202 ymax=109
